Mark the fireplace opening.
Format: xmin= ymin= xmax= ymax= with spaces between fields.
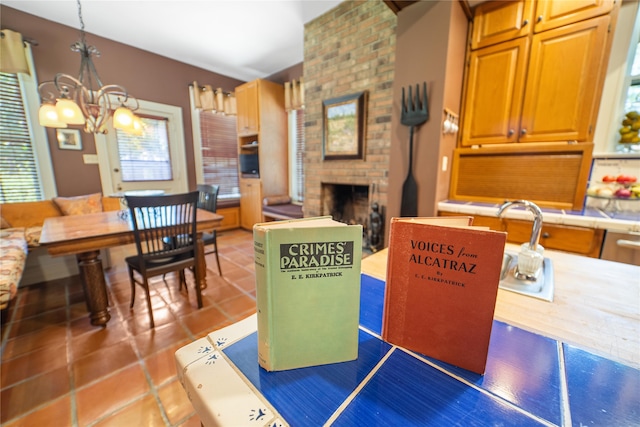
xmin=322 ymin=183 xmax=370 ymax=227
xmin=321 ymin=183 xmax=385 ymax=254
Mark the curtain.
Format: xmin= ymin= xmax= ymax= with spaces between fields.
xmin=284 ymin=77 xmax=305 ymax=111
xmin=0 ymin=29 xmax=29 ymax=75
xmin=192 ymin=81 xmax=236 ymax=115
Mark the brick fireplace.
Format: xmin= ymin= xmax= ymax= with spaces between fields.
xmin=302 ymin=0 xmax=396 ymax=248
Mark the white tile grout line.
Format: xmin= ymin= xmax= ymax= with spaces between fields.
xmin=557 ymin=342 xmax=573 ymax=427
xmin=323 ymin=346 xmax=396 ymax=426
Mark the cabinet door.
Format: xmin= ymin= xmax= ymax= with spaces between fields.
xmin=240 ymin=179 xmax=262 ymax=230
xmin=236 ymin=80 xmax=259 ymax=136
xmin=534 ymin=0 xmax=614 ymax=33
xmin=519 ymin=15 xmax=609 ymax=143
xmin=461 ymin=37 xmax=529 ymax=146
xmin=471 ymin=0 xmax=534 ymax=50
xmin=504 ymin=219 xmax=604 ymax=258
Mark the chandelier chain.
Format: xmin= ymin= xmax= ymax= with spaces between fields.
xmin=76 ymin=0 xmax=86 ymax=45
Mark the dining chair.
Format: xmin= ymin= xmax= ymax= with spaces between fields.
xmin=125 ymin=191 xmax=202 ymax=328
xmin=197 ymin=184 xmax=223 ymax=276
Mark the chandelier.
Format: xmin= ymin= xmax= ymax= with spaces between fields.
xmin=37 ymin=0 xmax=141 ymax=134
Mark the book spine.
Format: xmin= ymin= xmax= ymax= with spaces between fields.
xmin=253 ymin=226 xmax=273 ymax=370
xmin=381 ymin=218 xmax=398 ymax=341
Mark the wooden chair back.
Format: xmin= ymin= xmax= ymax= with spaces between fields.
xmin=196 ymin=184 xmax=220 ymax=213
xmin=125 ymin=191 xmax=199 ymax=270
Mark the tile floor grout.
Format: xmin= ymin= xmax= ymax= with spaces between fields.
xmin=1 ymin=228 xmax=257 ymax=427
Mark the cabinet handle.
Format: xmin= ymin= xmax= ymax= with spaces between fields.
xmin=542 ymin=232 xmax=550 ymax=239
xmin=508 ymin=129 xmax=515 ymax=136
xmin=520 ymin=128 xmax=527 ymax=135
xmin=537 ymin=15 xmax=543 ymax=23
xmin=522 ymin=19 xmax=529 ymax=26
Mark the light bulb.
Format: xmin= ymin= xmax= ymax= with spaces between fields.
xmin=113 ymin=107 xmax=134 ymax=130
xmin=38 ymin=104 xmax=67 ymax=128
xmin=55 ymin=98 xmax=84 ymax=125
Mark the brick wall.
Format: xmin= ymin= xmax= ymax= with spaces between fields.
xmin=303 ymin=0 xmax=396 ymax=222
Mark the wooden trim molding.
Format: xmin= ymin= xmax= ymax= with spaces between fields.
xmin=383 ymin=1 xmax=418 ymax=14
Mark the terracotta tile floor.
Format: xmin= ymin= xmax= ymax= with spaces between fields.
xmin=1 ymin=228 xmax=257 ymax=426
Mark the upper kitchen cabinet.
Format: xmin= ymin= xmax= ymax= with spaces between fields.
xmin=236 ymin=80 xmax=260 ymax=136
xmin=534 ymin=0 xmax=615 ymax=33
xmin=462 ymin=37 xmax=529 ymax=145
xmin=461 ymin=0 xmax=618 ymax=147
xmin=471 ymin=0 xmax=534 ymax=50
xmin=519 ymin=15 xmax=610 ymax=143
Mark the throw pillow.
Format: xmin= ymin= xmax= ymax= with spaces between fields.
xmin=53 ymin=193 xmax=103 ymax=216
xmin=0 ymin=217 xmax=11 ymax=229
xmin=263 ymin=195 xmax=292 ymax=206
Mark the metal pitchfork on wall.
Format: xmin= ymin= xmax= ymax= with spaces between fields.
xmin=400 ymin=82 xmax=429 ymax=216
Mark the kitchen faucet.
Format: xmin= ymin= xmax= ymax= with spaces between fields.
xmin=497 ymin=200 xmax=543 ymax=250
xmin=497 ymin=200 xmax=545 ymax=280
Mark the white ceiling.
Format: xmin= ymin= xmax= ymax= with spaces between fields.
xmin=3 ymin=0 xmax=344 ymax=81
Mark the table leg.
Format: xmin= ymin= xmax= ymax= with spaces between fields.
xmin=76 ymin=250 xmax=111 ymax=326
xmin=196 ymin=232 xmax=207 ymax=290
xmin=195 ymin=233 xmax=206 ymax=308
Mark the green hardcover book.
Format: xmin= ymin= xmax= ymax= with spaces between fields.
xmin=253 ymin=216 xmax=362 ymax=371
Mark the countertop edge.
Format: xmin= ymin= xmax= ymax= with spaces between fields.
xmin=438 ymin=201 xmax=640 ymax=233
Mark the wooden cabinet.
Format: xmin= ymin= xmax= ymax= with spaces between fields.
xmin=471 ymin=0 xmax=534 ymax=50
xmin=471 ymin=0 xmax=615 ymax=50
xmin=240 ymin=180 xmax=263 ymax=230
xmin=519 ymin=15 xmax=609 ymax=143
xmin=462 ymin=37 xmax=529 ymax=145
xmin=461 ymin=0 xmax=615 ymax=147
xmin=236 ymin=79 xmax=288 ymax=230
xmin=534 ymin=0 xmax=614 ymax=33
xmin=439 ymin=212 xmax=604 ymax=258
xmin=217 ymin=206 xmax=240 ymax=231
xmin=236 ymin=80 xmax=259 ymax=136
xmin=505 ymin=219 xmax=604 ymax=258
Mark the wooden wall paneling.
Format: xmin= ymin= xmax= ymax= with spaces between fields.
xmin=449 ymin=142 xmax=593 ymax=209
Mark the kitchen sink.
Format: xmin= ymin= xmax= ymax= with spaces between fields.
xmin=499 ymin=251 xmax=554 ymax=302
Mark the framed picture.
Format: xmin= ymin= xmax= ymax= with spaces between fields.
xmin=323 ymin=91 xmax=367 ymax=160
xmin=57 ymin=129 xmax=82 ymax=150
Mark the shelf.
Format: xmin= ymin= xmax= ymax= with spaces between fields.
xmin=240 ymin=143 xmax=259 ymax=149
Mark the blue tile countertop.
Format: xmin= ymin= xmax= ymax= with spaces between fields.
xmin=438 ymin=200 xmax=640 ymax=233
xmin=175 ymin=274 xmax=640 ymax=427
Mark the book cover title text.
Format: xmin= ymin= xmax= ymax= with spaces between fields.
xmin=280 ymin=241 xmax=354 ymax=270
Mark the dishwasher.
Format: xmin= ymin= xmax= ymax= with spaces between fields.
xmin=600 ymin=230 xmax=640 ymax=266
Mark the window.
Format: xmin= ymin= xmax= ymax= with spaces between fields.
xmin=196 ymin=111 xmax=240 ymax=200
xmin=613 ymin=4 xmax=640 ymax=152
xmin=116 ymin=116 xmax=172 ymax=182
xmin=288 ymin=109 xmax=305 ymax=203
xmin=0 ymin=44 xmax=56 ymax=202
xmin=624 ymin=42 xmax=640 ymax=114
xmin=618 ymin=39 xmax=640 ymax=150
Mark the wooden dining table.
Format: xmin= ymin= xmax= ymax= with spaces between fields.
xmin=39 ymin=209 xmax=223 ymax=327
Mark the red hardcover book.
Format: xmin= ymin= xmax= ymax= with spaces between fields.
xmin=382 ymin=216 xmax=507 ymax=374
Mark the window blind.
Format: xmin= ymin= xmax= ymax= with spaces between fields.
xmin=116 ymin=116 xmax=172 ymax=182
xmin=0 ymin=72 xmax=42 ymax=202
xmin=199 ymin=112 xmax=239 ymax=198
xmin=292 ymin=108 xmax=305 ymax=202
